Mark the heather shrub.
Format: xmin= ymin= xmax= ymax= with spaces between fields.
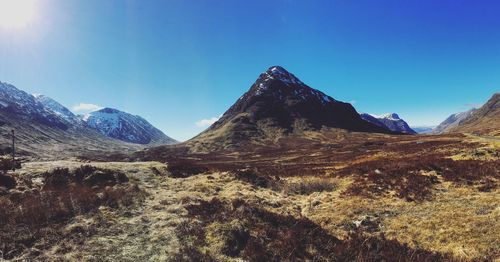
xmin=176 ymin=198 xmax=447 ymax=261
xmin=167 ymin=163 xmax=209 ymax=178
xmin=283 ymin=177 xmax=338 ymax=195
xmin=0 ymin=174 xmax=16 ymax=189
xmin=0 ymin=165 xmax=143 ymax=260
xmin=0 ymin=158 xmax=20 ymax=172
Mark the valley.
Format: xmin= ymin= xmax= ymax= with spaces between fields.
xmin=1 ymin=132 xmax=498 ymax=261
xmin=0 ymin=67 xmax=499 ymax=261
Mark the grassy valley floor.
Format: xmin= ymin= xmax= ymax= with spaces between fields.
xmin=1 ymin=133 xmax=499 ymax=261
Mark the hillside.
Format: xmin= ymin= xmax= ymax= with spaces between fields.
xmin=448 ymin=93 xmax=499 ymax=136
xmin=0 ymin=81 xmax=142 ymax=158
xmin=432 ymin=109 xmax=477 ymax=134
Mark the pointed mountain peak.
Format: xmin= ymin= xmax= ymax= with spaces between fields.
xmin=380 ymin=113 xmax=400 ymax=120
xmin=195 ymin=66 xmax=392 ymax=149
xmin=260 ymin=65 xmax=304 ymax=86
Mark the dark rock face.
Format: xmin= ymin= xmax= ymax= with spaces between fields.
xmin=202 ymin=66 xmax=391 ymax=142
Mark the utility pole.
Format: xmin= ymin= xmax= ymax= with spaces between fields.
xmin=11 ymin=129 xmax=15 ymax=171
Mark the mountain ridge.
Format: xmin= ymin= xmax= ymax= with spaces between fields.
xmin=432 ymin=109 xmax=477 ymax=134
xmin=0 ymin=81 xmax=175 ymax=158
xmin=82 ymin=107 xmax=177 ymax=145
xmin=447 ymin=93 xmax=499 ymax=136
xmin=360 ymin=113 xmax=416 ymax=134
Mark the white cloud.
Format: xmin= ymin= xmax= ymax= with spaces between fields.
xmin=72 ymin=103 xmax=102 ymax=112
xmin=195 ymin=116 xmax=220 ymax=128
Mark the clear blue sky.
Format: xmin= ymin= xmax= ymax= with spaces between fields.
xmin=1 ymin=0 xmax=499 ymax=141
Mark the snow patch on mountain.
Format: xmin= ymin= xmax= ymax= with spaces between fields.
xmin=82 ymin=107 xmax=176 ymax=145
xmin=361 ymin=113 xmax=416 ymax=134
xmin=250 ymin=66 xmax=337 ymax=106
xmin=0 ymin=81 xmax=69 ymax=129
xmin=34 ymin=94 xmax=83 ymax=126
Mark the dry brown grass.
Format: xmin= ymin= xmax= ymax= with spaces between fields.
xmin=174 ymin=198 xmax=447 ymax=261
xmin=2 ymin=132 xmax=499 ymax=261
xmin=0 ymin=164 xmax=145 ymax=260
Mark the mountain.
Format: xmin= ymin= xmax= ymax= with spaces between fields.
xmin=432 ymin=109 xmax=477 ymax=134
xmin=0 ymin=81 xmax=70 ymax=130
xmin=447 ymin=93 xmax=500 ymax=136
xmin=187 ymin=66 xmax=392 ymax=150
xmin=34 ymin=94 xmax=84 ymax=126
xmin=360 ymin=113 xmax=416 ymax=134
xmin=82 ymin=108 xmax=176 ymax=145
xmin=0 ymin=81 xmax=173 ymax=158
xmin=411 ymin=126 xmax=436 ymax=134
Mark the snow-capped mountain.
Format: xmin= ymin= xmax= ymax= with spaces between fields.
xmin=190 ymin=66 xmax=392 ymax=150
xmin=34 ymin=94 xmax=83 ymax=126
xmin=82 ymin=108 xmax=176 ymax=145
xmin=360 ymin=113 xmax=416 ymax=134
xmin=0 ymin=81 xmax=69 ymax=130
xmin=0 ymin=81 xmax=146 ymax=157
xmin=0 ymin=81 xmax=176 ymax=157
xmin=432 ymin=109 xmax=476 ymax=134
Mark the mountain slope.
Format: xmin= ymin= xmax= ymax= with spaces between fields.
xmin=187 ymin=66 xmax=392 ymax=150
xmin=34 ymin=94 xmax=84 ymax=126
xmin=0 ymin=81 xmax=70 ymax=130
xmin=448 ymin=93 xmax=500 ymax=136
xmin=361 ymin=113 xmax=416 ymax=134
xmin=82 ymin=108 xmax=177 ymax=145
xmin=0 ymin=81 xmax=144 ymax=158
xmin=432 ymin=109 xmax=477 ymax=134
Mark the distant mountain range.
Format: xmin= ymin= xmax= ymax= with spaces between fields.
xmin=1 ymin=67 xmax=498 ymax=158
xmin=410 ymin=126 xmax=436 ymax=134
xmin=360 ymin=113 xmax=416 ymax=134
xmin=0 ymin=81 xmax=175 ymax=157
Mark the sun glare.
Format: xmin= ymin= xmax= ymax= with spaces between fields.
xmin=0 ymin=0 xmax=36 ymax=29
